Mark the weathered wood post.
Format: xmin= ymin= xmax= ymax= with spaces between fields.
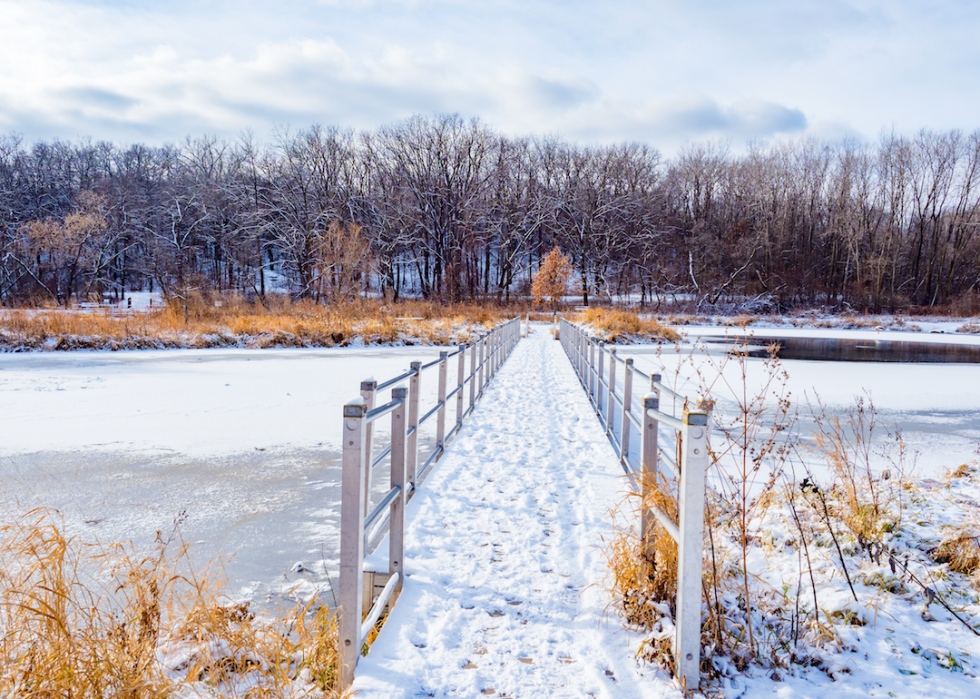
xmin=492 ymin=326 xmax=499 ymax=377
xmin=406 ymin=361 xmax=421 ymax=490
xmin=640 ymin=379 xmax=660 ymax=572
xmin=477 ymin=332 xmax=486 ymax=397
xmin=675 ymin=408 xmax=709 ymax=692
xmin=606 ymin=348 xmax=617 ymax=437
xmin=360 ymin=379 xmax=377 ymax=515
xmin=389 ymin=386 xmax=408 ymax=603
xmin=597 ymin=342 xmax=605 ymax=418
xmin=436 ymin=350 xmax=448 ymax=452
xmin=456 ymin=344 xmax=466 ymax=427
xmin=620 ymin=358 xmax=633 ymax=464
xmin=589 ymin=337 xmax=597 ymax=401
xmin=339 ymin=397 xmax=368 ymax=692
xmin=469 ymin=341 xmax=477 ymax=413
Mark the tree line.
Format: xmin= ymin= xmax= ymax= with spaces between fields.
xmin=1 ymin=114 xmax=979 ymax=312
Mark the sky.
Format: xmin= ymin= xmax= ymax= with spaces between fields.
xmin=1 ymin=0 xmax=978 ymax=153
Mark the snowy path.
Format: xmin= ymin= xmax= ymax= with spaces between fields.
xmin=353 ymin=326 xmax=672 ymax=699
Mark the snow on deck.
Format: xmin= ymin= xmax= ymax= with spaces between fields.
xmin=353 ymin=325 xmax=672 ymax=698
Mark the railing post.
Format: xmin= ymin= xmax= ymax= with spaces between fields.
xmin=389 ymin=387 xmax=408 ymax=603
xmin=478 ymin=333 xmax=486 ymax=397
xmin=606 ymin=348 xmax=616 ymax=437
xmin=406 ymin=361 xmax=421 ymax=490
xmin=675 ymin=409 xmax=709 ymax=692
xmin=589 ymin=338 xmax=596 ymax=401
xmin=597 ymin=342 xmax=605 ymax=420
xmin=359 ymin=378 xmax=377 ymax=517
xmin=436 ymin=350 xmax=448 ymax=452
xmin=469 ymin=341 xmax=477 ymax=413
xmin=620 ymin=358 xmax=633 ymax=464
xmin=456 ymin=344 xmax=466 ymax=427
xmin=339 ymin=399 xmax=368 ymax=692
xmin=491 ymin=328 xmax=498 ymax=377
xmin=640 ymin=386 xmax=660 ymax=573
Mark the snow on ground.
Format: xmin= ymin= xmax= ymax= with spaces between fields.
xmin=353 ymin=325 xmax=673 ymax=699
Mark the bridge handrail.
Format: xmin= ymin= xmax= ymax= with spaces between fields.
xmin=558 ymin=316 xmax=709 ymax=693
xmin=338 ymin=316 xmax=523 ymax=690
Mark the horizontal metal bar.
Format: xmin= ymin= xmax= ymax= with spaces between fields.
xmin=446 ymin=384 xmax=463 ymax=401
xmin=610 ymin=391 xmax=625 ymax=408
xmin=364 ymin=484 xmax=402 ymax=531
xmin=371 ymin=444 xmax=393 ymax=469
xmin=420 ymin=356 xmax=443 ymax=371
xmin=417 ymin=445 xmax=444 ymax=479
xmin=365 ymin=398 xmax=404 ymax=423
xmin=646 ymin=408 xmax=684 ymax=430
xmin=376 ymin=370 xmax=414 ymax=392
xmin=446 ymin=421 xmax=463 ymax=440
xmin=446 ymin=345 xmax=467 ymax=357
xmin=359 ymin=571 xmax=401 ymax=646
xmin=627 ymin=362 xmax=651 ymax=380
xmin=626 ymin=408 xmax=641 ymax=429
xmin=653 ymin=380 xmax=684 ymax=400
xmin=418 ymin=400 xmax=444 ymax=427
xmin=652 ymin=503 xmax=680 ymax=543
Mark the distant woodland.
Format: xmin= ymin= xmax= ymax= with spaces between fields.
xmin=2 ymin=114 xmax=979 ymax=313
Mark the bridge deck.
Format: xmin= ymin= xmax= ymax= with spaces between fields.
xmin=353 ymin=325 xmax=670 ymax=698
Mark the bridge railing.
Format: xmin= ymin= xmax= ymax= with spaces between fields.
xmin=338 ymin=316 xmax=522 ymax=690
xmin=558 ymin=317 xmax=709 ymax=692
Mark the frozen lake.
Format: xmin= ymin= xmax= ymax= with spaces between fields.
xmin=0 ymin=346 xmax=449 ymax=606
xmin=2 ymin=327 xmax=979 ymax=606
xmin=616 ymin=326 xmax=980 ymax=481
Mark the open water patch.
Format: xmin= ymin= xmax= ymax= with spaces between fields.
xmin=700 ymin=335 xmax=980 ymax=363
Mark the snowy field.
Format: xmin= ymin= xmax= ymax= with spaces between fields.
xmin=0 ymin=345 xmax=450 ymax=604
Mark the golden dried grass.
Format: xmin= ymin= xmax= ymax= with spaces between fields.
xmin=575 ymin=308 xmax=680 ymax=343
xmin=0 ymin=295 xmax=517 ymax=351
xmin=933 ymin=527 xmax=980 ymax=587
xmin=0 ymin=509 xmax=343 ymax=698
xmin=605 ymin=476 xmax=679 ymax=631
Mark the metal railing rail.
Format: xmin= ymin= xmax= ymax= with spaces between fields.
xmin=338 ymin=316 xmax=522 ymax=690
xmin=558 ymin=317 xmax=709 ymax=692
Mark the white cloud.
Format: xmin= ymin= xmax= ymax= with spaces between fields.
xmin=0 ymin=0 xmax=976 ymax=150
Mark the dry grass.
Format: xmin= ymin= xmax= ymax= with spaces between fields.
xmin=605 ymin=477 xmax=680 ymax=631
xmin=958 ymin=322 xmax=980 ymax=334
xmin=809 ymin=395 xmax=913 ymax=540
xmin=0 ymin=510 xmax=343 ymax=698
xmin=718 ymin=315 xmax=760 ymax=327
xmin=0 ymin=295 xmax=518 ymax=351
xmin=933 ymin=527 xmax=980 ymax=586
xmin=575 ymin=308 xmax=680 ymax=343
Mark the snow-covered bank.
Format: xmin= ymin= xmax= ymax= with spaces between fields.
xmin=353 ymin=325 xmax=670 ymax=698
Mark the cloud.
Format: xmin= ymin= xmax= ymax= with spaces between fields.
xmin=0 ymin=0 xmax=976 ymax=151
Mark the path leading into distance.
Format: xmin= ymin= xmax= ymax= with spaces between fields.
xmin=352 ymin=325 xmax=673 ymax=699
